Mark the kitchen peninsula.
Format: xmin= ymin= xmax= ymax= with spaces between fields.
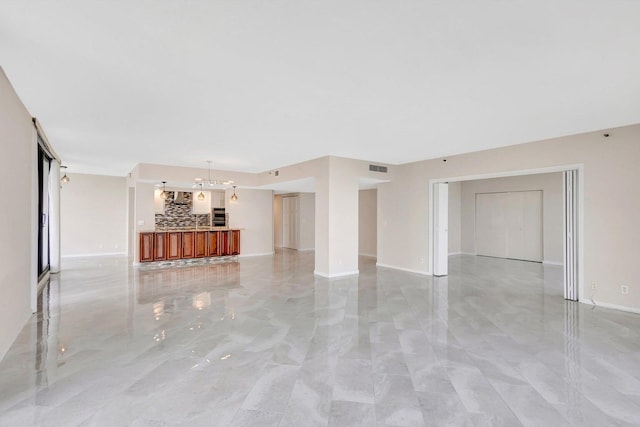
xmin=139 ymin=228 xmax=240 ymax=263
xmin=140 ymin=189 xmax=240 ymax=263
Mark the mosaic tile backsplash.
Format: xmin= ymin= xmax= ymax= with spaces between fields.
xmin=155 ymin=191 xmax=211 ymax=228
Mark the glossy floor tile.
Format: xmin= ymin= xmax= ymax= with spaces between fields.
xmin=1 ymin=252 xmax=640 ymax=426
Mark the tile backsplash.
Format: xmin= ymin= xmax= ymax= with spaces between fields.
xmin=155 ymin=191 xmax=210 ymax=228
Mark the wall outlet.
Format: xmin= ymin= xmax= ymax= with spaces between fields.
xmin=421 ymin=258 xmax=424 ymax=264
xmin=591 ymin=282 xmax=598 ymax=290
xmin=98 ymin=243 xmax=103 ymax=249
xmin=621 ymin=285 xmax=629 ymax=295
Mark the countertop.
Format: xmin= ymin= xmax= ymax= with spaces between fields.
xmin=140 ymin=227 xmax=241 ymax=233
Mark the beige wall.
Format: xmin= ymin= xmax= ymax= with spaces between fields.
xmin=459 ymin=173 xmax=563 ymax=264
xmin=378 ymin=124 xmax=640 ymax=310
xmin=358 ymin=189 xmax=377 ymax=257
xmin=227 ymin=188 xmax=274 ymax=256
xmin=448 ymin=182 xmax=461 ymax=254
xmin=0 ymin=69 xmax=37 ymax=361
xmin=61 ymin=173 xmax=128 ymax=257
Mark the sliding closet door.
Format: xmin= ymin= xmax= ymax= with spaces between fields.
xmin=475 ymin=191 xmax=542 ymax=262
xmin=475 ymin=192 xmax=508 ymax=258
xmin=506 ymin=190 xmax=543 ymax=262
xmin=282 ymin=196 xmax=299 ymax=249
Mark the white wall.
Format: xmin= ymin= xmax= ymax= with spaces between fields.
xmin=298 ymin=193 xmax=315 ymax=251
xmin=0 ymin=69 xmax=37 ymax=361
xmin=378 ymin=124 xmax=640 ymax=310
xmin=227 ymin=188 xmax=274 ymax=256
xmin=358 ymin=189 xmax=377 ymax=257
xmin=61 ymin=173 xmax=128 ymax=257
xmin=459 ymin=173 xmax=563 ymax=264
xmin=448 ymin=182 xmax=461 ymax=254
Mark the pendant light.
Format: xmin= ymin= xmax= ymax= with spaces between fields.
xmin=60 ymin=166 xmax=70 ymax=184
xmin=230 ymin=186 xmax=238 ymax=202
xmin=197 ymin=183 xmax=205 ymax=201
xmin=160 ymin=181 xmax=169 ymax=200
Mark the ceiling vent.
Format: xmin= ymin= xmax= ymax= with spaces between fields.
xmin=369 ymin=164 xmax=388 ymax=173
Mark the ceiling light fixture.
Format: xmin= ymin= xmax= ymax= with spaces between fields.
xmin=197 ymin=183 xmax=205 ymax=201
xmin=230 ymin=186 xmax=238 ymax=202
xmin=60 ymin=166 xmax=70 ymax=184
xmin=160 ymin=181 xmax=169 ymax=200
xmin=205 ymin=160 xmax=234 ymax=186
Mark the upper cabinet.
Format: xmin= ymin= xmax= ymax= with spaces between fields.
xmin=192 ymin=190 xmax=211 ymax=214
xmin=211 ymin=191 xmax=225 ymax=208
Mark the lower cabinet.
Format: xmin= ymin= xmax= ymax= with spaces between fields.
xmin=182 ymin=232 xmax=195 ymax=258
xmin=154 ymin=232 xmax=167 ymax=260
xmin=208 ymin=231 xmax=220 ymax=256
xmin=139 ymin=230 xmax=240 ymax=263
xmin=167 ymin=232 xmax=182 ymax=260
xmin=139 ymin=233 xmax=154 ymax=262
xmin=219 ymin=231 xmax=229 ymax=256
xmin=229 ymin=230 xmax=240 ymax=255
xmin=195 ymin=231 xmax=208 ymax=257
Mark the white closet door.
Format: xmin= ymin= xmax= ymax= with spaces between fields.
xmin=282 ymin=196 xmax=299 ymax=249
xmin=475 ymin=193 xmax=508 ymax=258
xmin=506 ymin=190 xmax=542 ymax=262
xmin=475 ymin=191 xmax=542 ymax=262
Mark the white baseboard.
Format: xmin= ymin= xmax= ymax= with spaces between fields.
xmin=376 ymin=263 xmax=431 ymax=276
xmin=314 ymin=270 xmax=359 ymax=278
xmin=297 ymin=248 xmax=315 ymax=252
xmin=359 ymin=253 xmax=377 ymax=259
xmin=543 ymin=260 xmax=563 ymax=266
xmin=580 ymin=299 xmax=640 ymax=315
xmin=448 ymin=252 xmax=462 ymax=256
xmin=62 ymin=252 xmax=128 ymax=258
xmin=238 ymin=252 xmax=275 ymax=258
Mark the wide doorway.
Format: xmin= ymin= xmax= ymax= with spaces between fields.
xmin=431 ymin=166 xmax=581 ymax=301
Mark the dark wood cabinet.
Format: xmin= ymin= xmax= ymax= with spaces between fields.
xmin=167 ymin=232 xmax=182 ymax=260
xmin=195 ymin=231 xmax=208 ymax=257
xmin=139 ymin=232 xmax=154 ymax=262
xmin=208 ymin=231 xmax=221 ymax=256
xmin=139 ymin=230 xmax=240 ymax=263
xmin=219 ymin=231 xmax=230 ymax=256
xmin=182 ymin=231 xmax=195 ymax=258
xmin=229 ymin=230 xmax=240 ymax=255
xmin=154 ymin=232 xmax=167 ymax=260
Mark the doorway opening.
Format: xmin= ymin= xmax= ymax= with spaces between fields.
xmin=430 ymin=165 xmax=583 ymax=301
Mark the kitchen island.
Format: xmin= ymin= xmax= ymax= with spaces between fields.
xmin=139 ymin=228 xmax=240 ymax=263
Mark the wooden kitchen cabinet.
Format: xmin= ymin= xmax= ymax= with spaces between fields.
xmin=195 ymin=231 xmax=208 ymax=257
xmin=154 ymin=232 xmax=167 ymax=260
xmin=167 ymin=232 xmax=182 ymax=260
xmin=139 ymin=232 xmax=154 ymax=262
xmin=181 ymin=231 xmax=194 ymax=258
xmin=229 ymin=230 xmax=240 ymax=255
xmin=208 ymin=231 xmax=221 ymax=256
xmin=219 ymin=231 xmax=230 ymax=256
xmin=139 ymin=230 xmax=240 ymax=263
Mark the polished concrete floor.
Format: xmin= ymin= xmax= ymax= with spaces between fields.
xmin=1 ymin=251 xmax=640 ymax=426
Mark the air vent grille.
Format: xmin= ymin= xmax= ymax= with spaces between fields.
xmin=369 ymin=164 xmax=388 ymax=173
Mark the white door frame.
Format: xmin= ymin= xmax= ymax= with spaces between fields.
xmin=433 ymin=183 xmax=449 ymax=276
xmin=429 ymin=164 xmax=584 ymax=301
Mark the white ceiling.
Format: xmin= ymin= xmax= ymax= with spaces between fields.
xmin=2 ymin=1 xmax=639 ymax=176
